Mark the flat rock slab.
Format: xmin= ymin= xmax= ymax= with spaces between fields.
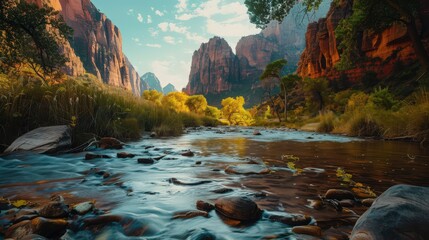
xmin=4 ymin=125 xmax=71 ymax=154
xmin=351 ymin=184 xmax=429 ymax=240
xmin=225 ymin=164 xmax=270 ymax=175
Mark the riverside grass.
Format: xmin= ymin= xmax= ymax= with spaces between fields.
xmin=0 ymin=73 xmax=216 ymax=147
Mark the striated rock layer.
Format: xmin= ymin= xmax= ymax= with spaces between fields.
xmin=297 ymin=0 xmax=429 ymax=82
xmin=26 ymin=0 xmax=142 ymax=95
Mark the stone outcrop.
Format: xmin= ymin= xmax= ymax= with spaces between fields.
xmin=26 ymin=0 xmax=142 ymax=95
xmin=141 ymin=72 xmax=163 ymax=93
xmin=297 ymin=0 xmax=429 ymax=81
xmin=185 ymin=37 xmax=240 ymax=95
xmin=163 ymin=83 xmax=177 ymax=94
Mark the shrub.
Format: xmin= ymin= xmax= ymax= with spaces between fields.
xmin=369 ymin=87 xmax=398 ymax=110
xmin=348 ymin=112 xmax=383 ymax=137
xmin=317 ymin=111 xmax=335 ymax=133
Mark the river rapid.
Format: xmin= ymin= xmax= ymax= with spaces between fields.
xmin=1 ymin=127 xmax=428 ymax=239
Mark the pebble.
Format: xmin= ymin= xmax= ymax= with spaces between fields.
xmin=72 ymin=201 xmax=94 ymax=215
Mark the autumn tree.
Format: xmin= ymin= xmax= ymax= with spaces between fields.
xmin=244 ymin=0 xmax=429 ymax=71
xmin=161 ymin=92 xmax=189 ymax=112
xmin=0 ymin=0 xmax=73 ymax=83
xmin=185 ymin=95 xmax=208 ymax=115
xmin=221 ymin=96 xmax=253 ymax=126
xmin=143 ymin=90 xmax=163 ymax=105
xmin=205 ymin=106 xmax=221 ymax=119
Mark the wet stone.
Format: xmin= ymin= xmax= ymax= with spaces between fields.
xmin=292 ymin=225 xmax=322 ymax=237
xmin=215 ymin=196 xmax=262 ymax=221
xmin=117 ymin=152 xmax=136 ymax=158
xmin=361 ymin=198 xmax=375 ymax=207
xmin=38 ymin=202 xmax=68 ymax=218
xmin=72 ymin=201 xmax=94 ymax=215
xmin=85 ymin=153 xmax=111 ymax=160
xmin=268 ymin=214 xmax=312 ymax=226
xmin=6 ymin=217 xmax=67 ymax=239
xmin=181 ymin=150 xmax=195 ymax=157
xmin=225 ymin=164 xmax=270 ymax=175
xmin=253 ymin=130 xmax=262 ymax=135
xmin=195 ymin=161 xmax=202 ymax=165
xmin=325 ymin=189 xmax=355 ymax=200
xmin=307 ymin=199 xmax=325 ymax=210
xmin=339 ymin=199 xmax=355 ymax=208
xmin=137 ymin=158 xmax=155 ymax=164
xmin=150 ymin=132 xmax=157 ymax=138
xmin=172 ymin=210 xmax=209 ymax=219
xmin=168 ymin=178 xmax=212 ymax=186
xmin=212 ymin=188 xmax=234 ymax=194
xmin=196 ymin=200 xmax=215 ymax=212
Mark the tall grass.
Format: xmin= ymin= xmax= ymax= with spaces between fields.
xmin=0 ymin=73 xmax=215 ymax=147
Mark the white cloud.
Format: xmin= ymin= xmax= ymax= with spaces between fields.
xmin=157 ymin=22 xmax=206 ymax=43
xmin=163 ymin=36 xmax=176 ymax=45
xmin=137 ymin=13 xmax=144 ymax=23
xmin=176 ymin=0 xmax=187 ymax=13
xmin=155 ymin=10 xmax=164 ymax=16
xmin=206 ymin=19 xmax=258 ymax=37
xmin=175 ymin=13 xmax=194 ymax=21
xmin=127 ymin=9 xmax=134 ymax=16
xmin=146 ymin=44 xmax=162 ymax=48
xmin=185 ymin=32 xmax=207 ymax=43
xmin=147 ymin=15 xmax=152 ymax=24
xmin=158 ymin=22 xmax=169 ymax=32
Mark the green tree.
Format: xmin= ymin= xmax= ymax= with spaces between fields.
xmin=260 ymin=59 xmax=298 ymax=121
xmin=185 ymin=95 xmax=208 ymax=115
xmin=221 ymin=96 xmax=253 ymax=126
xmin=0 ymin=0 xmax=73 ymax=83
xmin=303 ymin=77 xmax=330 ymax=113
xmin=143 ymin=89 xmax=163 ymax=105
xmin=244 ymin=0 xmax=429 ymax=71
xmin=161 ymin=92 xmax=189 ymax=112
xmin=369 ymin=87 xmax=398 ymax=110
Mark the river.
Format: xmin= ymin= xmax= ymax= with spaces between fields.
xmin=1 ymin=127 xmax=428 ymax=239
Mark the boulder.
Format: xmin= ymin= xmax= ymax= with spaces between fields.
xmin=38 ymin=202 xmax=68 ymax=218
xmin=196 ymin=200 xmax=215 ymax=212
xmin=292 ymin=225 xmax=322 ymax=237
xmin=4 ymin=125 xmax=71 ymax=154
xmin=215 ymin=196 xmax=262 ymax=221
xmin=117 ymin=152 xmax=136 ymax=158
xmin=225 ymin=164 xmax=270 ymax=175
xmin=181 ymin=150 xmax=195 ymax=157
xmin=324 ymin=189 xmax=355 ymax=200
xmin=5 ymin=217 xmax=67 ymax=239
xmin=351 ymin=184 xmax=429 ymax=240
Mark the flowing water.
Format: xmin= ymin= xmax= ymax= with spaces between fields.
xmin=1 ymin=127 xmax=428 ymax=239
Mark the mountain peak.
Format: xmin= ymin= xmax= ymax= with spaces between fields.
xmin=141 ymin=72 xmax=163 ymax=93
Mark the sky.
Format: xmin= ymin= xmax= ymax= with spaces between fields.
xmin=91 ymin=0 xmax=262 ymax=90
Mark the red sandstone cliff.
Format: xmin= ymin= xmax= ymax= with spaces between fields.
xmin=27 ymin=0 xmax=141 ymax=95
xmin=297 ymin=0 xmax=429 ymax=81
xmin=185 ymin=37 xmax=240 ymax=95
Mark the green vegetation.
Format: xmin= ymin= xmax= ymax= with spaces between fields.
xmin=0 ymin=0 xmax=73 ymax=82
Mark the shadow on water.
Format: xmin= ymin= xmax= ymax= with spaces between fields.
xmin=0 ymin=127 xmax=428 ymax=239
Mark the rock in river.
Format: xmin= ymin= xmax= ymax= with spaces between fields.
xmin=292 ymin=225 xmax=322 ymax=237
xmin=5 ymin=217 xmax=67 ymax=239
xmin=168 ymin=178 xmax=211 ymax=186
xmin=172 ymin=210 xmax=209 ymax=219
xmin=268 ymin=213 xmax=312 ymax=226
xmin=38 ymin=202 xmax=69 ymax=218
xmin=85 ymin=153 xmax=111 ymax=160
xmin=324 ymin=189 xmax=355 ymax=200
xmin=225 ymin=164 xmax=270 ymax=175
xmin=4 ymin=125 xmax=71 ymax=154
xmin=98 ymin=137 xmax=124 ymax=149
xmin=117 ymin=152 xmax=136 ymax=158
xmin=351 ymin=184 xmax=429 ymax=240
xmin=137 ymin=158 xmax=155 ymax=164
xmin=72 ymin=201 xmax=94 ymax=215
xmin=196 ymin=200 xmax=215 ymax=212
xmin=215 ymin=196 xmax=262 ymax=221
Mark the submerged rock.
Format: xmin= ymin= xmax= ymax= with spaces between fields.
xmin=117 ymin=152 xmax=136 ymax=158
xmin=137 ymin=158 xmax=155 ymax=164
xmin=196 ymin=200 xmax=215 ymax=212
xmin=172 ymin=210 xmax=209 ymax=219
xmin=85 ymin=153 xmax=111 ymax=160
xmin=168 ymin=178 xmax=211 ymax=186
xmin=351 ymin=184 xmax=429 ymax=240
xmin=292 ymin=225 xmax=322 ymax=237
xmin=212 ymin=188 xmax=234 ymax=194
xmin=4 ymin=125 xmax=71 ymax=154
xmin=98 ymin=137 xmax=124 ymax=149
xmin=215 ymin=196 xmax=262 ymax=221
xmin=361 ymin=198 xmax=375 ymax=207
xmin=225 ymin=164 xmax=270 ymax=175
xmin=324 ymin=189 xmax=355 ymax=200
xmin=5 ymin=217 xmax=67 ymax=239
xmin=268 ymin=214 xmax=312 ymax=226
xmin=181 ymin=150 xmax=195 ymax=157
xmin=253 ymin=130 xmax=262 ymax=135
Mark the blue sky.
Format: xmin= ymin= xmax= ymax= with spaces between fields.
xmin=91 ymin=0 xmax=261 ymax=90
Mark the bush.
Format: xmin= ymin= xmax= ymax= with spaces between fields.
xmin=369 ymin=87 xmax=398 ymax=110
xmin=317 ymin=111 xmax=335 ymax=133
xmin=348 ymin=112 xmax=383 ymax=137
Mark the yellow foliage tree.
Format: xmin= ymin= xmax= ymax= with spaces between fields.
xmin=185 ymin=95 xmax=208 ymax=115
xmin=221 ymin=96 xmax=253 ymax=126
xmin=162 ymin=92 xmax=189 ymax=112
xmin=205 ymin=106 xmax=221 ymax=119
xmin=143 ymin=90 xmax=163 ymax=105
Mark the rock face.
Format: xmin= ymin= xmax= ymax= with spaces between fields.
xmin=297 ymin=0 xmax=429 ymax=81
xmin=141 ymin=72 xmax=163 ymax=93
xmin=4 ymin=125 xmax=71 ymax=154
xmin=26 ymin=0 xmax=142 ymax=95
xmin=351 ymin=184 xmax=429 ymax=240
xmin=185 ymin=37 xmax=240 ymax=95
xmin=184 ymin=4 xmax=329 ymax=106
xmin=163 ymin=83 xmax=177 ymax=94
